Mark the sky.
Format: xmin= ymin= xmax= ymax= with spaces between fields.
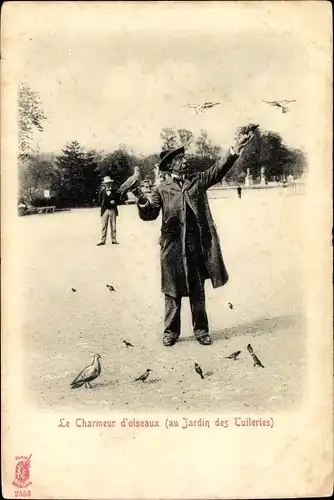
xmin=4 ymin=1 xmax=331 ymax=157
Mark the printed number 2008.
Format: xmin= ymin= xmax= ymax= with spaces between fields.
xmin=15 ymin=491 xmax=31 ymax=497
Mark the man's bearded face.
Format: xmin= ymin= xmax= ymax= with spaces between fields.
xmin=170 ymin=154 xmax=188 ymax=176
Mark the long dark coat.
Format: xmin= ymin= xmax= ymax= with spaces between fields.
xmin=137 ymin=151 xmax=239 ymax=298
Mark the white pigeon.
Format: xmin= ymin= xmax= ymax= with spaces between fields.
xmin=70 ymin=354 xmax=101 ymax=389
xmin=117 ymin=166 xmax=141 ymax=196
xmin=262 ymin=100 xmax=296 ymax=114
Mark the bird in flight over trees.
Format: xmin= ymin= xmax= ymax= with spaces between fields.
xmin=183 ymin=101 xmax=221 ymax=114
xmin=262 ymin=100 xmax=296 ymax=114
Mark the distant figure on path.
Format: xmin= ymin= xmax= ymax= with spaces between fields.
xmin=128 ymin=125 xmax=255 ymax=347
xmin=237 ymin=185 xmax=242 ymax=199
xmin=97 ymin=176 xmax=120 ymax=246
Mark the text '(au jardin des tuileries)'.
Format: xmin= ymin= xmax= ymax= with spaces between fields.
xmin=58 ymin=417 xmax=274 ymax=429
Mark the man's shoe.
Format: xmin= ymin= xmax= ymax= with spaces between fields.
xmin=97 ymin=242 xmax=105 ymax=246
xmin=163 ymin=335 xmax=178 ymax=347
xmin=112 ymin=241 xmax=119 ymax=244
xmin=196 ymin=335 xmax=212 ymax=346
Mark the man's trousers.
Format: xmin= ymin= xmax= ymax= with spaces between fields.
xmin=101 ymin=209 xmax=117 ymax=243
xmin=164 ymin=279 xmax=209 ymax=340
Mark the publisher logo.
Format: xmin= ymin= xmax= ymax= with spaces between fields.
xmin=12 ymin=454 xmax=32 ymax=489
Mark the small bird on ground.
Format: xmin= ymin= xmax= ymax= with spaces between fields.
xmin=123 ymin=340 xmax=134 ymax=348
xmin=247 ymin=344 xmax=264 ymax=368
xmin=194 ymin=362 xmax=205 ymax=379
xmin=247 ymin=343 xmax=253 ymax=354
xmin=228 ymin=302 xmax=234 ymax=309
xmin=225 ymin=350 xmax=241 ymax=360
xmin=71 ymin=288 xmax=77 ymax=292
xmin=117 ymin=166 xmax=141 ymax=197
xmin=134 ymin=369 xmax=151 ymax=382
xmin=106 ymin=284 xmax=116 ymax=292
xmin=252 ymin=354 xmax=265 ymax=368
xmin=262 ymin=100 xmax=296 ymax=114
xmin=70 ymin=354 xmax=101 ymax=389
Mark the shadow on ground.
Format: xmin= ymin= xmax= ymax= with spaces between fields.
xmin=178 ymin=313 xmax=303 ymax=343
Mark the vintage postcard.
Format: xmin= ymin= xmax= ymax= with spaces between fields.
xmin=1 ymin=1 xmax=333 ymax=498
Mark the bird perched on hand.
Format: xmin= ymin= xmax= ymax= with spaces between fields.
xmin=225 ymin=350 xmax=241 ymax=360
xmin=117 ymin=166 xmax=141 ymax=197
xmin=70 ymin=353 xmax=101 ymax=389
xmin=262 ymin=100 xmax=296 ymax=114
xmin=123 ymin=340 xmax=134 ymax=348
xmin=194 ymin=362 xmax=205 ymax=379
xmin=228 ymin=302 xmax=234 ymax=310
xmin=134 ymin=369 xmax=151 ymax=382
xmin=106 ymin=284 xmax=116 ymax=292
xmin=71 ymin=288 xmax=77 ymax=292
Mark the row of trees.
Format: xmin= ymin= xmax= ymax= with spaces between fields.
xmin=18 ymin=83 xmax=307 ymax=207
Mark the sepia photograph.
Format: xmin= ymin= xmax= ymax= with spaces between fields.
xmin=2 ymin=1 xmax=332 ymax=498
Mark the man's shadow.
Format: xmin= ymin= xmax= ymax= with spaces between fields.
xmin=178 ymin=313 xmax=304 ymax=342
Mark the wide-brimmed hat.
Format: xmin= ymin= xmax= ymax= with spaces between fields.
xmin=103 ymin=176 xmax=114 ymax=184
xmin=159 ymin=146 xmax=185 ymax=171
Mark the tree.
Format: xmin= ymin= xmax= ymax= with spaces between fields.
xmin=97 ymin=148 xmax=135 ymax=187
xmin=138 ymin=153 xmax=160 ymax=182
xmin=283 ymin=148 xmax=308 ymax=179
xmin=231 ymin=126 xmax=306 ymax=183
xmin=178 ymin=129 xmax=193 ymax=149
xmin=18 ymin=82 xmax=47 ymax=160
xmin=195 ymin=130 xmax=221 ymax=159
xmin=187 ymin=130 xmax=222 ymax=176
xmin=19 ymin=153 xmax=60 ymax=205
xmin=55 ymin=141 xmax=100 ymax=206
xmin=160 ymin=127 xmax=177 ymax=150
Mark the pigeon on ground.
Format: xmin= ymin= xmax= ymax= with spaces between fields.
xmin=123 ymin=340 xmax=134 ymax=348
xmin=106 ymin=284 xmax=116 ymax=292
xmin=183 ymin=101 xmax=221 ymax=114
xmin=228 ymin=302 xmax=234 ymax=309
xmin=70 ymin=354 xmax=101 ymax=389
xmin=71 ymin=288 xmax=77 ymax=292
xmin=225 ymin=350 xmax=241 ymax=360
xmin=117 ymin=166 xmax=141 ymax=197
xmin=262 ymin=100 xmax=296 ymax=114
xmin=194 ymin=362 xmax=204 ymax=379
xmin=134 ymin=369 xmax=151 ymax=382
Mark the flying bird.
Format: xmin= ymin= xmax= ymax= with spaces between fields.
xmin=123 ymin=340 xmax=134 ymax=348
xmin=183 ymin=101 xmax=221 ymax=114
xmin=194 ymin=362 xmax=205 ymax=379
xmin=106 ymin=284 xmax=116 ymax=292
xmin=70 ymin=353 xmax=101 ymax=389
xmin=117 ymin=166 xmax=141 ymax=197
xmin=71 ymin=288 xmax=77 ymax=292
xmin=134 ymin=369 xmax=151 ymax=382
xmin=262 ymin=100 xmax=296 ymax=114
xmin=228 ymin=302 xmax=234 ymax=309
xmin=225 ymin=350 xmax=241 ymax=360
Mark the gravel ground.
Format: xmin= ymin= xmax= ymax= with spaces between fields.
xmin=20 ymin=190 xmax=306 ymax=412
